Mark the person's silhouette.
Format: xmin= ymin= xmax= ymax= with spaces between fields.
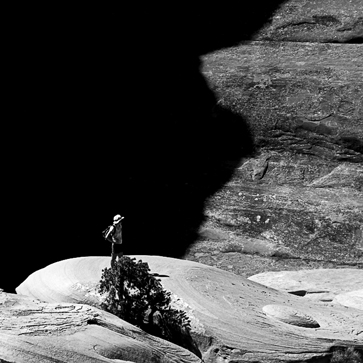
xmin=103 ymin=214 xmax=124 ymax=265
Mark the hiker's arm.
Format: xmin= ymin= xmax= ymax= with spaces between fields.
xmin=104 ymin=225 xmax=114 ymax=239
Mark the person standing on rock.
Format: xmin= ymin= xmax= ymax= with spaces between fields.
xmin=103 ymin=214 xmax=124 ymax=266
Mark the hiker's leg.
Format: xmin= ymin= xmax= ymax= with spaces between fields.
xmin=114 ymin=243 xmax=123 ymax=263
xmin=111 ymin=243 xmax=116 ymax=267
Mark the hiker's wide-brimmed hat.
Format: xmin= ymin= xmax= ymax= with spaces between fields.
xmin=113 ymin=214 xmax=124 ymax=223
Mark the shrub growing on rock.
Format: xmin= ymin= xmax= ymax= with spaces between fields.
xmin=98 ymin=256 xmax=195 ymax=351
xmin=330 ymin=347 xmax=362 ymax=363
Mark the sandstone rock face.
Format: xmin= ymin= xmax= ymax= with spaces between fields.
xmin=182 ymin=0 xmax=363 ymax=277
xmin=185 ymin=39 xmax=363 ymax=275
xmin=16 ymin=256 xmax=363 ymax=362
xmin=262 ymin=304 xmax=321 ymax=328
xmin=248 ymin=269 xmax=363 ymax=307
xmin=334 ymin=289 xmax=363 ymax=310
xmin=254 ymin=0 xmax=363 ymax=43
xmin=0 ymin=290 xmax=201 ymax=363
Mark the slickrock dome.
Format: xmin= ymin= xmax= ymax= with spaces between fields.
xmin=15 ymin=256 xmax=363 ymax=362
xmin=248 ymin=269 xmax=363 ymax=308
xmin=0 ymin=290 xmax=201 ymax=363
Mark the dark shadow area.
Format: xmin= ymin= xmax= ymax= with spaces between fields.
xmin=288 ymin=290 xmax=308 ymax=297
xmin=3 ymin=2 xmax=287 ymax=292
xmin=141 ymin=314 xmax=202 ymax=359
xmin=347 ymin=37 xmax=363 ymax=44
xmin=332 ymin=37 xmax=363 ymax=44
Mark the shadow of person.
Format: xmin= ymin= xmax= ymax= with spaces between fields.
xmin=2 ymin=1 xmax=287 ymax=293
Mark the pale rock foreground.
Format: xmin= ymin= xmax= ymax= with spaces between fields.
xmin=16 ymin=256 xmax=363 ymax=362
xmin=248 ymin=269 xmax=363 ymax=308
xmin=334 ymin=290 xmax=363 ymax=311
xmin=0 ymin=291 xmax=201 ymax=363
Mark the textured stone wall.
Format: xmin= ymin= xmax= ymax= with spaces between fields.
xmin=254 ymin=0 xmax=363 ymax=43
xmin=185 ymin=1 xmax=363 ymax=275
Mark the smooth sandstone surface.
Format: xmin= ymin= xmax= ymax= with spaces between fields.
xmin=0 ymin=290 xmax=201 ymax=363
xmin=248 ymin=269 xmax=363 ymax=307
xmin=16 ymin=256 xmax=363 ymax=362
xmin=262 ymin=304 xmax=320 ymax=328
xmin=334 ymin=289 xmax=363 ymax=310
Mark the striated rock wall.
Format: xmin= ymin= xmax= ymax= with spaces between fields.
xmin=202 ymin=42 xmax=363 ymax=162
xmin=254 ymin=0 xmax=363 ymax=43
xmin=185 ymin=1 xmax=363 ymax=274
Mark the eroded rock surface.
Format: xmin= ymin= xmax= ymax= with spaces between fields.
xmin=0 ymin=289 xmax=201 ymax=363
xmin=16 ymin=256 xmax=363 ymax=362
xmin=202 ymin=42 xmax=363 ymax=162
xmin=262 ymin=304 xmax=321 ymax=328
xmin=248 ymin=269 xmax=363 ymax=307
xmin=185 ymin=40 xmax=363 ymax=275
xmin=334 ymin=289 xmax=363 ymax=310
xmin=254 ymin=0 xmax=363 ymax=43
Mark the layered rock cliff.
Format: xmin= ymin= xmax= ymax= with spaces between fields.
xmin=185 ymin=0 xmax=363 ymax=275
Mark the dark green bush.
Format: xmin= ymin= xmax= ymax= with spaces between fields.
xmin=98 ymin=256 xmax=194 ymax=349
xmin=330 ymin=347 xmax=362 ymax=363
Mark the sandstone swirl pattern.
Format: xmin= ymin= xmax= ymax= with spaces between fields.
xmin=16 ymin=256 xmax=363 ymax=362
xmin=0 ymin=290 xmax=201 ymax=363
